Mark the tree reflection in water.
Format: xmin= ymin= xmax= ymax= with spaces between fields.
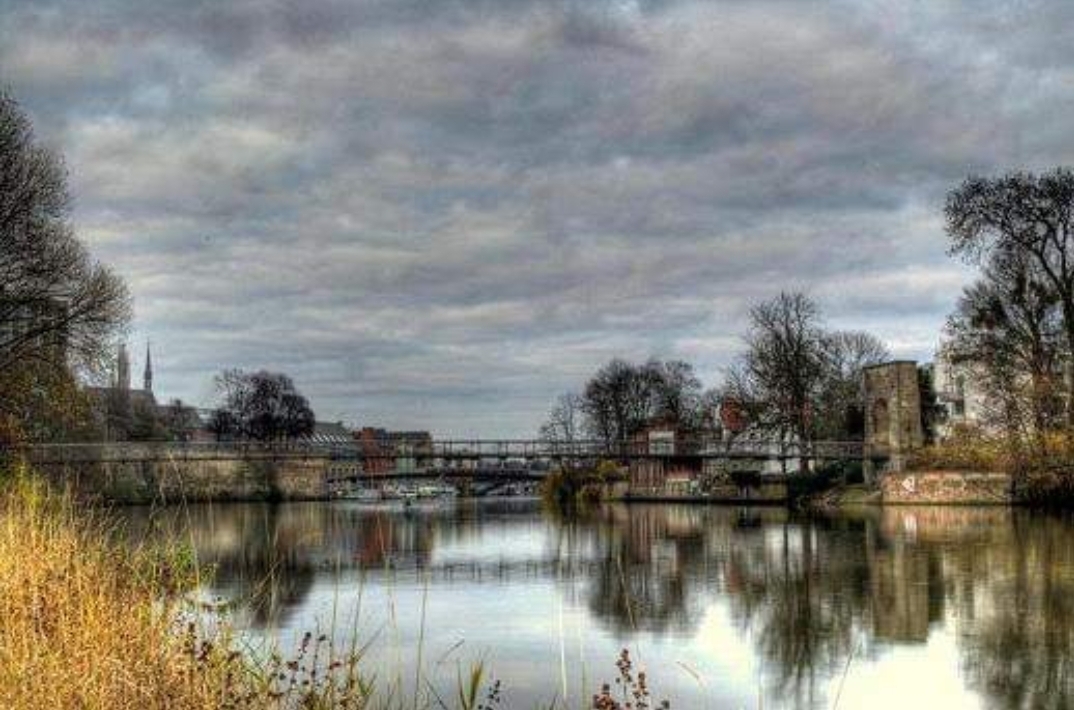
xmin=121 ymin=500 xmax=535 ymax=627
xmin=562 ymin=505 xmax=711 ymax=636
xmin=560 ymin=506 xmax=871 ymax=706
xmin=952 ymin=512 xmax=1074 ymax=710
xmin=552 ymin=504 xmax=1074 ymax=709
xmin=117 ymin=500 xmax=1074 ymax=709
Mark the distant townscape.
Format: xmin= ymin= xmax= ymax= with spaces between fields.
xmin=4 ymin=81 xmax=1073 ymax=511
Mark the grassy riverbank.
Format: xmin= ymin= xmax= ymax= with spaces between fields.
xmin=0 ymin=466 xmax=216 ymax=708
xmin=0 ymin=465 xmax=384 ymax=709
xmin=0 ymin=464 xmax=665 ymax=709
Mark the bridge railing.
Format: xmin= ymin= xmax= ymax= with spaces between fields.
xmin=8 ymin=440 xmax=360 ymax=464
xmin=421 ymin=438 xmax=864 ymax=459
xmin=7 ymin=437 xmax=866 ymax=464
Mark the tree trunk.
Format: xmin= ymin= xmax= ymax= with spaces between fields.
xmin=1064 ymin=308 xmax=1074 ymax=432
xmin=797 ymin=423 xmax=811 ymax=475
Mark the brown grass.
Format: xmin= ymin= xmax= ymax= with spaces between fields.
xmin=0 ymin=465 xmax=232 ymax=709
xmin=0 ymin=463 xmax=664 ymax=709
xmin=908 ymin=425 xmax=1011 ymax=472
xmin=0 ymin=465 xmax=386 ymax=709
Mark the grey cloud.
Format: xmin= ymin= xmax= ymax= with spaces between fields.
xmin=2 ymin=0 xmax=1071 ymax=434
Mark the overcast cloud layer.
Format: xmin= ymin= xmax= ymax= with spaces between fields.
xmin=3 ymin=0 xmax=1072 ymax=436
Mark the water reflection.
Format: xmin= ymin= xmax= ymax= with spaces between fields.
xmin=118 ymin=501 xmax=1074 ymax=708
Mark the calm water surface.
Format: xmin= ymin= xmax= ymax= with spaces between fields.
xmin=118 ymin=500 xmax=1074 ymax=709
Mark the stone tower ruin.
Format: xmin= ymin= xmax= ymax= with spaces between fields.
xmin=863 ymin=360 xmax=924 ymax=481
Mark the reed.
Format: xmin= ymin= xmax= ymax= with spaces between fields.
xmin=0 ymin=464 xmax=376 ymax=709
xmin=0 ymin=463 xmax=219 ymax=709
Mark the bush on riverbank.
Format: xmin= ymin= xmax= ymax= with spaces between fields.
xmin=907 ymin=427 xmax=1074 ymax=507
xmin=785 ymin=464 xmax=839 ymax=502
xmin=907 ymin=425 xmax=1010 ymax=472
xmin=783 ymin=461 xmax=865 ymax=504
xmin=541 ymin=460 xmax=622 ymax=510
xmin=1010 ymin=446 xmax=1074 ymax=507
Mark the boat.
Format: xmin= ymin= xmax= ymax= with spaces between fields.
xmin=338 ymin=486 xmax=382 ymax=501
xmin=416 ymin=483 xmax=457 ymax=498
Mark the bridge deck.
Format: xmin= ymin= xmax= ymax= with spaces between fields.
xmin=12 ymin=438 xmax=866 ymax=466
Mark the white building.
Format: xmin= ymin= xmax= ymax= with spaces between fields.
xmin=931 ymin=343 xmax=989 ymax=437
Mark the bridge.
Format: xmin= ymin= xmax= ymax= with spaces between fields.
xmin=11 ymin=438 xmax=868 ymax=485
xmin=3 ymin=437 xmax=872 ymax=503
xmin=13 ymin=438 xmax=866 ymax=467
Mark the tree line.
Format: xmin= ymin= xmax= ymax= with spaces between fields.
xmin=540 ymin=292 xmax=890 ymax=459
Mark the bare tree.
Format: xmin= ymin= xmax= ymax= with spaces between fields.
xmin=0 ymin=91 xmax=130 ymax=441
xmin=947 ymin=249 xmax=1065 ymax=444
xmin=724 ymin=292 xmax=829 ymax=471
xmin=946 ymin=169 xmax=1074 ymax=426
xmin=816 ymin=330 xmax=890 ymax=440
xmin=539 ymin=392 xmax=584 ymax=445
xmin=0 ymin=91 xmax=130 ymax=377
xmin=648 ymin=359 xmax=703 ymax=428
xmin=212 ymin=370 xmax=315 ymax=441
xmin=581 ymin=359 xmax=649 ymax=445
xmin=207 ymin=408 xmax=239 ymax=442
xmin=579 ymin=358 xmax=705 ymax=446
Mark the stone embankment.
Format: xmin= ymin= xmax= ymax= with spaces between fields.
xmin=623 ymin=471 xmax=1017 ymax=507
xmin=880 ymin=470 xmax=1013 ymax=505
xmin=25 ymin=443 xmax=338 ymax=504
xmin=813 ymin=470 xmax=1014 ymax=508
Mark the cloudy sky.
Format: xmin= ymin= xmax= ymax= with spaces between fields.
xmin=3 ymin=0 xmax=1072 ymax=436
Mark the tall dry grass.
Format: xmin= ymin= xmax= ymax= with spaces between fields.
xmin=0 ymin=463 xmax=664 ymax=709
xmin=0 ymin=464 xmax=394 ymax=709
xmin=0 ymin=464 xmax=389 ymax=709
xmin=0 ymin=465 xmax=230 ymax=709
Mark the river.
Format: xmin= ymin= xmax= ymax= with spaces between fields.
xmin=116 ymin=499 xmax=1074 ymax=709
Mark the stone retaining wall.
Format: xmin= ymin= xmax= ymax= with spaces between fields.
xmin=620 ymin=480 xmax=788 ymax=503
xmin=32 ymin=453 xmax=331 ymax=504
xmin=707 ymin=482 xmax=788 ymax=502
xmin=880 ymin=470 xmax=1012 ymax=505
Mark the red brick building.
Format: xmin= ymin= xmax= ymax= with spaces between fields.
xmin=354 ymin=427 xmax=433 ymax=475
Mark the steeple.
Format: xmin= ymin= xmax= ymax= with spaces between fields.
xmin=143 ymin=340 xmax=153 ymax=393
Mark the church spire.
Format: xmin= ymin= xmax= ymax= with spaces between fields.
xmin=144 ymin=340 xmax=153 ymax=393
